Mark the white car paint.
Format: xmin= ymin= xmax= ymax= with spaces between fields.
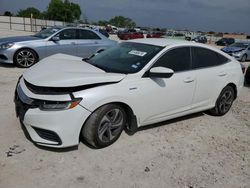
xmin=15 ymin=39 xmax=244 ymax=148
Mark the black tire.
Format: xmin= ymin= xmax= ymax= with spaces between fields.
xmin=209 ymin=86 xmax=235 ymax=116
xmin=82 ymin=104 xmax=126 ymax=148
xmin=14 ymin=48 xmax=38 ymax=68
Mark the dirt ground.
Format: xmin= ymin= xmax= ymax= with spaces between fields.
xmin=0 ymin=30 xmax=249 ymax=188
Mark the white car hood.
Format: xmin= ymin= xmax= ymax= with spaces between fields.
xmin=23 ymin=54 xmax=126 ymax=87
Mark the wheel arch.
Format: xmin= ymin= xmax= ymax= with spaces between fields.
xmin=79 ymin=101 xmax=138 ymax=142
xmin=226 ymin=82 xmax=237 ymax=99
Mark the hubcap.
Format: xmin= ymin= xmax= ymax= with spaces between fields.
xmin=98 ymin=109 xmax=123 ymax=142
xmin=219 ymin=90 xmax=233 ymax=113
xmin=16 ymin=50 xmax=35 ymax=67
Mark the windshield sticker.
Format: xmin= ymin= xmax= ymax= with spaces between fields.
xmin=131 ymin=64 xmax=138 ymax=69
xmin=128 ymin=50 xmax=147 ymax=57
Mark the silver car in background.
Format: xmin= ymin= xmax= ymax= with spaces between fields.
xmin=0 ymin=27 xmax=117 ymax=67
xmin=221 ymin=42 xmax=250 ymax=62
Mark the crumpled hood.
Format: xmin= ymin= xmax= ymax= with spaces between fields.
xmin=222 ymin=46 xmax=245 ymax=53
xmin=0 ymin=35 xmax=40 ymax=44
xmin=23 ymin=54 xmax=126 ymax=87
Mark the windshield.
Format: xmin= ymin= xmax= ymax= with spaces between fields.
xmin=230 ymin=42 xmax=250 ymax=49
xmin=34 ymin=27 xmax=61 ymax=39
xmin=87 ymin=42 xmax=163 ymax=74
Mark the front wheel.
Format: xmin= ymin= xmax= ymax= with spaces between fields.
xmin=14 ymin=49 xmax=38 ymax=68
xmin=209 ymin=86 xmax=235 ymax=116
xmin=82 ymin=104 xmax=126 ymax=148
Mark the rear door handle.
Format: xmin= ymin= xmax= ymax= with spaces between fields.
xmin=184 ymin=77 xmax=194 ymax=83
xmin=71 ymin=42 xmax=76 ymax=45
xmin=218 ymin=71 xmax=227 ymax=76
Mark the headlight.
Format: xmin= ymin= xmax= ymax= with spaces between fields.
xmin=233 ymin=51 xmax=244 ymax=56
xmin=39 ymin=98 xmax=82 ymax=111
xmin=0 ymin=42 xmax=14 ymax=49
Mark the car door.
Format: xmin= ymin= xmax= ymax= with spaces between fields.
xmin=137 ymin=47 xmax=196 ymax=125
xmin=46 ymin=29 xmax=77 ymax=56
xmin=191 ymin=47 xmax=229 ymax=109
xmin=76 ymin=29 xmax=102 ymax=58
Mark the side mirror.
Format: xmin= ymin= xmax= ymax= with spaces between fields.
xmin=147 ymin=67 xmax=174 ymax=78
xmin=51 ymin=36 xmax=60 ymax=41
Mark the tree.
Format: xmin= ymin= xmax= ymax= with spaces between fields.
xmin=17 ymin=7 xmax=42 ymax=18
xmin=4 ymin=11 xmax=13 ymax=16
xmin=98 ymin=20 xmax=109 ymax=26
xmin=46 ymin=0 xmax=81 ymax=22
xmin=109 ymin=16 xmax=136 ymax=28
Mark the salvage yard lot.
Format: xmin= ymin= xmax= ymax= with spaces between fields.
xmin=0 ymin=29 xmax=249 ymax=188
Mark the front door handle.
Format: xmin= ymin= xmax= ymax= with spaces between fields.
xmin=71 ymin=42 xmax=76 ymax=45
xmin=184 ymin=77 xmax=194 ymax=83
xmin=218 ymin=71 xmax=227 ymax=76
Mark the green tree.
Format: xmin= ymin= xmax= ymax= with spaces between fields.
xmin=98 ymin=20 xmax=109 ymax=26
xmin=17 ymin=7 xmax=42 ymax=18
xmin=4 ymin=11 xmax=13 ymax=16
xmin=109 ymin=16 xmax=136 ymax=28
xmin=46 ymin=0 xmax=81 ymax=22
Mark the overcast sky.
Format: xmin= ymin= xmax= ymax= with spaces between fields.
xmin=0 ymin=0 xmax=250 ymax=34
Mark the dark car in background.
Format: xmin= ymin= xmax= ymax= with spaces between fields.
xmin=215 ymin=38 xmax=235 ymax=46
xmin=146 ymin=31 xmax=165 ymax=38
xmin=192 ymin=36 xmax=207 ymax=43
xmin=117 ymin=29 xmax=144 ymax=40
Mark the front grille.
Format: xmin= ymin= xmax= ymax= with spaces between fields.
xmin=32 ymin=127 xmax=62 ymax=145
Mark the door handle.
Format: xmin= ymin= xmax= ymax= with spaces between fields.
xmin=71 ymin=42 xmax=76 ymax=45
xmin=183 ymin=77 xmax=194 ymax=83
xmin=218 ymin=71 xmax=227 ymax=76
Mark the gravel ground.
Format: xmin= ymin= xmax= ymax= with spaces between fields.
xmin=0 ymin=29 xmax=249 ymax=188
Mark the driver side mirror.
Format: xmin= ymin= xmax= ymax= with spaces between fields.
xmin=146 ymin=67 xmax=174 ymax=78
xmin=51 ymin=36 xmax=60 ymax=41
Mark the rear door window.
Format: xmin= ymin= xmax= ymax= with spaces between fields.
xmin=191 ymin=47 xmax=229 ymax=69
xmin=78 ymin=29 xmax=101 ymax=40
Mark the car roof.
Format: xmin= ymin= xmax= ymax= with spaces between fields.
xmin=127 ymin=38 xmax=201 ymax=47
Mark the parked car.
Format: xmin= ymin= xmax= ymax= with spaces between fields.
xmin=117 ymin=29 xmax=144 ymax=40
xmin=221 ymin=42 xmax=250 ymax=62
xmin=93 ymin=28 xmax=109 ymax=38
xmin=15 ymin=39 xmax=244 ymax=148
xmin=245 ymin=65 xmax=250 ymax=84
xmin=215 ymin=38 xmax=235 ymax=46
xmin=192 ymin=36 xmax=207 ymax=43
xmin=146 ymin=31 xmax=165 ymax=38
xmin=0 ymin=26 xmax=117 ymax=68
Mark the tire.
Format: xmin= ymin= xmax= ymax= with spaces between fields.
xmin=241 ymin=54 xmax=247 ymax=62
xmin=14 ymin=48 xmax=38 ymax=68
xmin=209 ymin=86 xmax=235 ymax=116
xmin=82 ymin=104 xmax=126 ymax=148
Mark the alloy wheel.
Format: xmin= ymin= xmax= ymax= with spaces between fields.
xmin=98 ymin=109 xmax=124 ymax=142
xmin=218 ymin=90 xmax=234 ymax=114
xmin=16 ymin=50 xmax=36 ymax=67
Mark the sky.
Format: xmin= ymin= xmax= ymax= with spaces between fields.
xmin=0 ymin=0 xmax=250 ymax=34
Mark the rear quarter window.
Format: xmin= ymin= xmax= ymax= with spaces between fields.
xmin=192 ymin=47 xmax=229 ymax=69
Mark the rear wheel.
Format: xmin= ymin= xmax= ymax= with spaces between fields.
xmin=14 ymin=49 xmax=38 ymax=68
xmin=82 ymin=104 xmax=126 ymax=148
xmin=209 ymin=86 xmax=235 ymax=116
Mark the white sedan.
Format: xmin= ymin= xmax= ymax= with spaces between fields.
xmin=14 ymin=39 xmax=244 ymax=148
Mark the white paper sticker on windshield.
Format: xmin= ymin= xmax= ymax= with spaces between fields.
xmin=128 ymin=50 xmax=147 ymax=57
